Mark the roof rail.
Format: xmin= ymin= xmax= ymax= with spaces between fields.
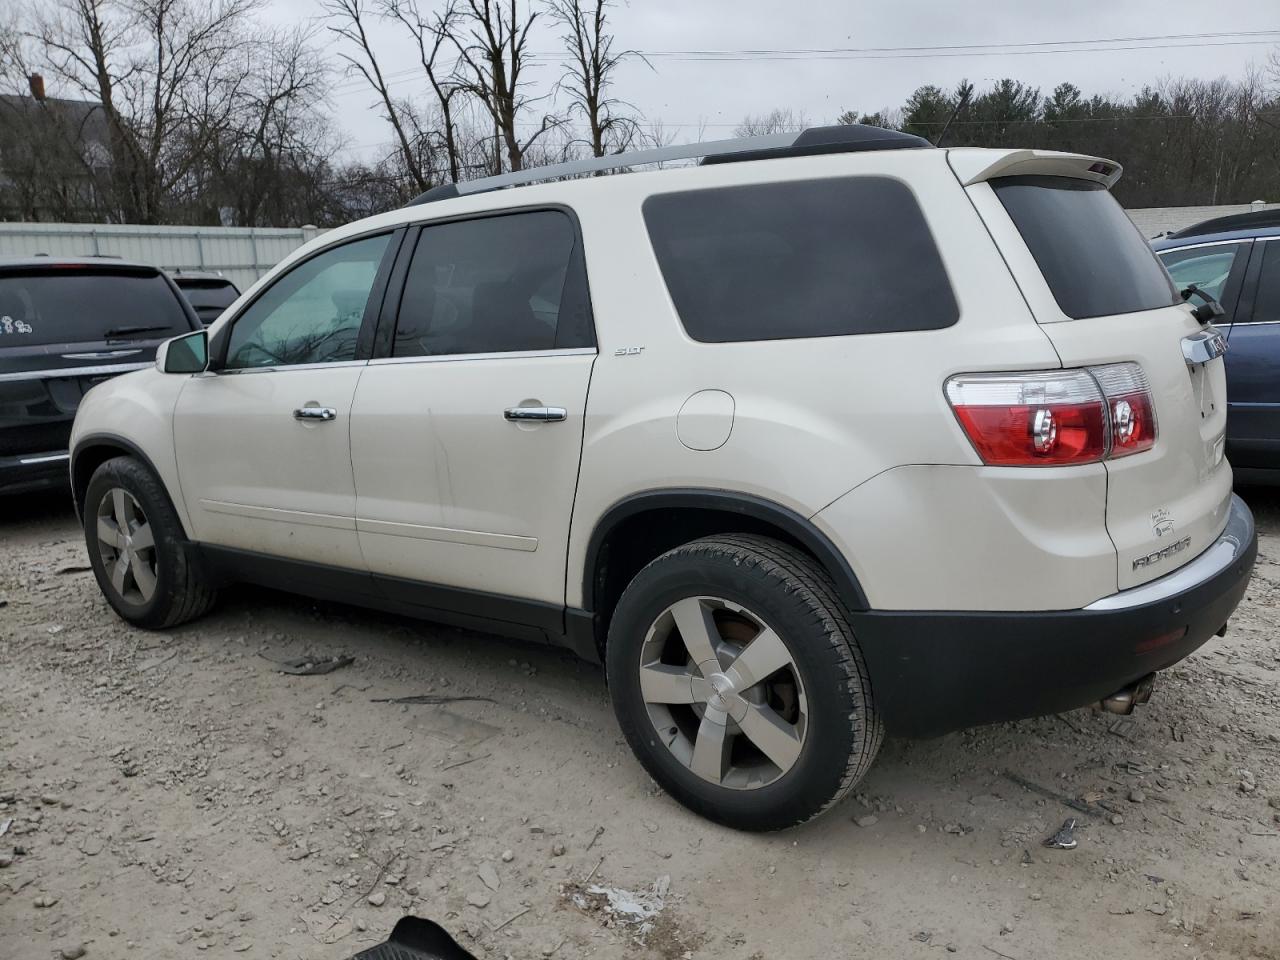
xmin=1168 ymin=207 xmax=1280 ymax=239
xmin=405 ymin=124 xmax=930 ymax=207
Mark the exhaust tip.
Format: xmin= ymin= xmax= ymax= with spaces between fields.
xmin=1096 ymin=673 xmax=1156 ymax=715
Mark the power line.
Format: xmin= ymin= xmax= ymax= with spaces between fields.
xmin=326 ymin=29 xmax=1280 ymax=98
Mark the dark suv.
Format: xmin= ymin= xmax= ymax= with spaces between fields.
xmin=168 ymin=270 xmax=241 ymax=326
xmin=1153 ymin=209 xmax=1280 ymax=482
xmin=0 ymin=257 xmax=201 ymax=494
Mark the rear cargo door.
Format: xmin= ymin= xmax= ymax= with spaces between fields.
xmin=958 ymin=157 xmax=1231 ymax=591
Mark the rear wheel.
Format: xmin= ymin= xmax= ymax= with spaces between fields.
xmin=84 ymin=456 xmax=215 ymax=628
xmin=606 ymin=534 xmax=883 ymax=831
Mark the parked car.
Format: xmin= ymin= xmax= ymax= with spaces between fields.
xmin=69 ymin=126 xmax=1256 ymax=830
xmin=168 ymin=270 xmax=241 ymax=326
xmin=1 ymin=257 xmax=201 ymax=495
xmin=1152 ymin=210 xmax=1280 ymax=483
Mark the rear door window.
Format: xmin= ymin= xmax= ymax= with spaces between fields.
xmin=0 ymin=270 xmax=191 ymax=346
xmin=643 ymin=177 xmax=958 ymax=342
xmin=991 ymin=175 xmax=1180 ymax=320
xmin=390 ymin=210 xmax=593 ymax=358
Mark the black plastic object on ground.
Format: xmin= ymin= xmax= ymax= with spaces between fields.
xmin=347 ymin=917 xmax=477 ymax=960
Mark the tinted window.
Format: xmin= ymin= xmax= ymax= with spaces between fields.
xmin=225 ymin=234 xmax=390 ymax=369
xmin=392 ymin=210 xmax=593 ymax=358
xmin=1254 ymin=241 xmax=1280 ymax=323
xmin=642 ymin=177 xmax=958 ymax=343
xmin=1158 ymin=245 xmax=1244 ymax=303
xmin=0 ymin=270 xmax=190 ymax=347
xmin=992 ymin=176 xmax=1180 ymax=320
xmin=177 ymin=280 xmax=239 ymax=325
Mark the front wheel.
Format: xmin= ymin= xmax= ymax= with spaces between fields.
xmin=84 ymin=456 xmax=215 ymax=628
xmin=606 ymin=534 xmax=883 ymax=831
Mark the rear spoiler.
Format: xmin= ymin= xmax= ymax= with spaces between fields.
xmin=947 ymin=149 xmax=1123 ymax=190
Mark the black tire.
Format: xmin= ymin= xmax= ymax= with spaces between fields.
xmin=606 ymin=534 xmax=883 ymax=831
xmin=83 ymin=455 xmax=215 ymax=629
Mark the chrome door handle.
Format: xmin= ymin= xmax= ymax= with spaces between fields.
xmin=293 ymin=406 xmax=337 ymax=421
xmin=504 ymin=405 xmax=567 ymax=422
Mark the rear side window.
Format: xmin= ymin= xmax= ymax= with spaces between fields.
xmin=391 ymin=210 xmax=594 ymax=358
xmin=0 ymin=270 xmax=190 ymax=346
xmin=992 ymin=176 xmax=1179 ymax=320
xmin=642 ymin=177 xmax=958 ymax=343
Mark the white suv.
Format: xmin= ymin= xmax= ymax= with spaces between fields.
xmin=70 ymin=125 xmax=1256 ymax=831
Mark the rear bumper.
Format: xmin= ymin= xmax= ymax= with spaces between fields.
xmin=0 ymin=449 xmax=70 ymax=495
xmin=850 ymin=494 xmax=1257 ymax=738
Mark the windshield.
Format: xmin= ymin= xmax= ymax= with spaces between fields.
xmin=0 ymin=270 xmax=191 ymax=346
xmin=992 ymin=175 xmax=1180 ymax=319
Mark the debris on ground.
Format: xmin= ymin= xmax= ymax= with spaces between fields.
xmin=567 ymin=875 xmax=670 ymax=940
xmin=370 ymin=693 xmax=495 ymax=705
xmin=262 ymin=653 xmax=355 ymax=675
xmin=1042 ymin=818 xmax=1079 ymax=850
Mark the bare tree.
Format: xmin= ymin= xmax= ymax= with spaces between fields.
xmin=381 ymin=0 xmax=465 ymax=183
xmin=546 ymin=0 xmax=640 ymax=157
xmin=448 ymin=0 xmax=558 ymax=172
xmin=734 ymin=107 xmax=807 ymax=138
xmin=324 ymin=0 xmax=431 ymax=193
xmin=28 ymin=0 xmax=255 ymax=222
xmin=203 ymin=25 xmax=334 ymax=224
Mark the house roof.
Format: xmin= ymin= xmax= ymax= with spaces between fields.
xmin=0 ymin=94 xmax=111 ymax=169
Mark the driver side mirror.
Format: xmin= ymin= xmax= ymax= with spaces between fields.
xmin=157 ymin=329 xmax=209 ymax=374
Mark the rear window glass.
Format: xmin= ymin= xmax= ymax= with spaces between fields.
xmin=992 ymin=176 xmax=1179 ymax=320
xmin=177 ymin=281 xmax=239 ymax=323
xmin=643 ymin=177 xmax=959 ymax=343
xmin=0 ymin=270 xmax=190 ymax=346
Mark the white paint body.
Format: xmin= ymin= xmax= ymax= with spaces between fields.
xmin=71 ymin=145 xmax=1230 ymax=615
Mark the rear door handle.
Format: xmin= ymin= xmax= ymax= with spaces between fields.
xmin=504 ymin=405 xmax=567 ymax=422
xmin=293 ymin=406 xmax=337 ymax=421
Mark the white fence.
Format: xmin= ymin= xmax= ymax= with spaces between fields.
xmin=1127 ymin=201 xmax=1278 ymax=238
xmin=0 ymin=222 xmax=327 ymax=290
xmin=0 ymin=201 xmax=1275 ymax=287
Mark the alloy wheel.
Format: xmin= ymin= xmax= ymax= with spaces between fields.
xmin=638 ymin=596 xmax=808 ymax=790
xmin=94 ymin=487 xmax=158 ymax=605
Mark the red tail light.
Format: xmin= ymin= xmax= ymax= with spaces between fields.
xmin=1091 ymin=363 xmax=1157 ymax=457
xmin=945 ymin=363 xmax=1156 ymax=467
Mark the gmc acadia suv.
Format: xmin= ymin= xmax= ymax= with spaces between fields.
xmin=68 ymin=125 xmax=1257 ymax=830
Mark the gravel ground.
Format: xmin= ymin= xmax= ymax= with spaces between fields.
xmin=2 ymin=488 xmax=1279 ymax=960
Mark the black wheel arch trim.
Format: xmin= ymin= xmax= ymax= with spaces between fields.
xmin=581 ymin=488 xmax=870 ymax=614
xmin=70 ymin=433 xmax=180 ymax=529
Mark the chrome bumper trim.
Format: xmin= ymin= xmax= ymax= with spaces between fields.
xmin=1085 ymin=494 xmax=1254 ymax=612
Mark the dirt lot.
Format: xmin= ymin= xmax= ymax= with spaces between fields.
xmin=2 ymin=490 xmax=1279 ymax=960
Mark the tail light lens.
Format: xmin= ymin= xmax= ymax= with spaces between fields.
xmin=1091 ymin=363 xmax=1157 ymax=457
xmin=945 ymin=363 xmax=1156 ymax=466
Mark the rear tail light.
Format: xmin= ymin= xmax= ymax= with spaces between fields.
xmin=1090 ymin=363 xmax=1157 ymax=457
xmin=945 ymin=363 xmax=1156 ymax=467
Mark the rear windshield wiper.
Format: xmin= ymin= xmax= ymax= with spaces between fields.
xmin=103 ymin=324 xmax=172 ymax=339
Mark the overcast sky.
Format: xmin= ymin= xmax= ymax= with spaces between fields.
xmin=263 ymin=0 xmax=1280 ymax=162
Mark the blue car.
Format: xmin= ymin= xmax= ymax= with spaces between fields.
xmin=1153 ymin=210 xmax=1280 ymax=482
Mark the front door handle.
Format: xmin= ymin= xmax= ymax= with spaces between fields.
xmin=294 ymin=406 xmax=337 ymax=422
xmin=504 ymin=405 xmax=567 ymax=423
